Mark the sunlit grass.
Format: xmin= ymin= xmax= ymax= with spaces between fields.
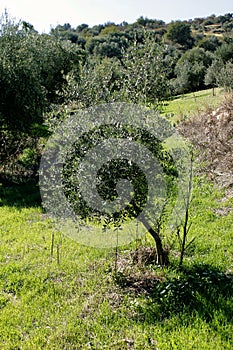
xmin=161 ymin=88 xmax=225 ymax=122
xmin=0 ymin=178 xmax=232 ymax=349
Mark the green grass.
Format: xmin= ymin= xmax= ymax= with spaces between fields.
xmin=0 ymin=89 xmax=231 ymax=349
xmin=161 ymin=88 xmax=225 ymax=122
xmin=0 ymin=179 xmax=232 ymax=349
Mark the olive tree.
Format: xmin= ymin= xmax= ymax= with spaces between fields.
xmin=205 ymin=59 xmax=233 ymax=92
xmin=0 ymin=16 xmax=84 ymax=177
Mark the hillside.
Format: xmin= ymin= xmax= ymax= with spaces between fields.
xmin=52 ymin=13 xmax=233 ymax=41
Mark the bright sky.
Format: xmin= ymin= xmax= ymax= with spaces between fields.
xmin=0 ymin=0 xmax=232 ymax=33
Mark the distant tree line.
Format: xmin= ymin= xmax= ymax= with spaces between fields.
xmin=50 ymin=12 xmax=233 ymax=95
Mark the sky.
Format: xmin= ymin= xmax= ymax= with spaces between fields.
xmin=0 ymin=0 xmax=232 ymax=33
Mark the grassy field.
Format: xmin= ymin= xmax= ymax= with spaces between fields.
xmin=0 ymin=90 xmax=232 ymax=349
xmin=0 ymin=180 xmax=232 ymax=349
xmin=161 ymin=88 xmax=225 ymax=122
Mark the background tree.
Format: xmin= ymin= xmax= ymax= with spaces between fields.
xmin=172 ymin=60 xmax=191 ymax=94
xmin=197 ymin=35 xmax=221 ymax=52
xmin=119 ymin=37 xmax=172 ymax=105
xmin=205 ymin=59 xmax=233 ymax=92
xmin=62 ymin=56 xmax=122 ymax=109
xmin=215 ymin=42 xmax=233 ymax=63
xmin=204 ymin=59 xmax=223 ymax=95
xmin=0 ymin=16 xmax=84 ymax=180
xmin=62 ymin=35 xmax=172 ymax=110
xmin=165 ymin=21 xmax=194 ymax=49
xmin=219 ymin=61 xmax=233 ymax=91
xmin=173 ymin=47 xmax=213 ymax=93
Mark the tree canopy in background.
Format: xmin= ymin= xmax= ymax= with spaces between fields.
xmin=0 ymin=20 xmax=83 ymax=134
xmin=0 ymin=15 xmax=84 ymax=175
xmin=165 ymin=21 xmax=194 ymax=49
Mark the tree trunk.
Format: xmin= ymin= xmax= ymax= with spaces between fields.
xmin=140 ymin=216 xmax=169 ymax=266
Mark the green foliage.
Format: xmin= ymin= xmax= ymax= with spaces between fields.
xmin=0 ymin=15 xmax=81 ymax=131
xmin=216 ymin=42 xmax=233 ymax=63
xmin=0 ymin=29 xmax=45 ymax=132
xmin=86 ymin=33 xmax=128 ymax=58
xmin=0 ymin=15 xmax=84 ymax=180
xmin=62 ymin=123 xmax=177 ymax=229
xmin=62 ymin=56 xmax=122 ymax=108
xmin=0 ymin=23 xmax=83 ymax=133
xmin=50 ymin=23 xmax=79 ymax=44
xmin=166 ymin=21 xmax=194 ymax=48
xmin=173 ymin=47 xmax=213 ymax=93
xmin=219 ymin=61 xmax=233 ymax=91
xmin=197 ymin=35 xmax=221 ymax=52
xmin=205 ymin=59 xmax=233 ymax=91
xmin=136 ymin=16 xmax=165 ymax=29
xmin=205 ymin=60 xmax=223 ymax=88
xmin=119 ymin=38 xmax=172 ymax=105
xmin=61 ymin=36 xmax=172 ymax=110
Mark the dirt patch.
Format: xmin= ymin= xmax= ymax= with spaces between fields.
xmin=113 ymin=247 xmax=165 ymax=294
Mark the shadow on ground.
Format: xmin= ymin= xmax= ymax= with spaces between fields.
xmin=0 ymin=180 xmax=41 ymax=208
xmin=115 ymin=261 xmax=233 ymax=325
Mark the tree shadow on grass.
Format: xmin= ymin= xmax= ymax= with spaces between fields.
xmin=0 ymin=180 xmax=41 ymax=208
xmin=115 ymin=262 xmax=233 ymax=325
